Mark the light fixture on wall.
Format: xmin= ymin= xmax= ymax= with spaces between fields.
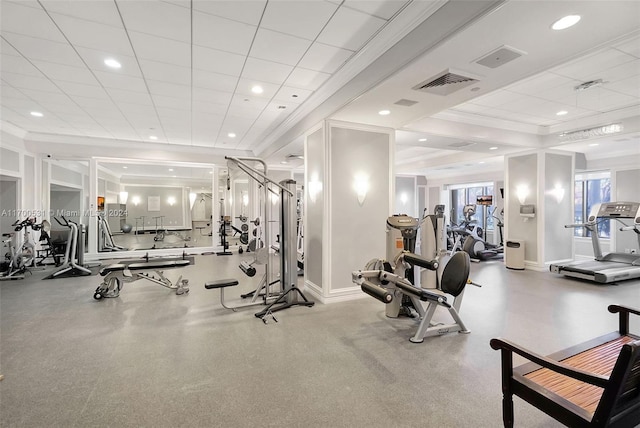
xmin=131 ymin=196 xmax=141 ymax=206
xmin=119 ymin=191 xmax=128 ymax=205
xmin=515 ymin=184 xmax=530 ymax=205
xmin=270 ymin=192 xmax=279 ymax=205
xmin=548 ymin=184 xmax=565 ymax=203
xmin=167 ymin=196 xmax=176 ymax=206
xmin=189 ymin=192 xmax=197 ymax=209
xmin=354 ymin=173 xmax=369 ymax=206
xmin=242 ymin=193 xmax=249 ymax=207
xmin=308 ymin=173 xmax=322 ymax=203
xmin=400 ymin=192 xmax=408 ymax=205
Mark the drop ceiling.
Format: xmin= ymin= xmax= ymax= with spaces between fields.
xmin=1 ymin=0 xmax=639 ymax=180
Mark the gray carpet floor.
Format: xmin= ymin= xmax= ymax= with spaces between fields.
xmin=1 ymin=253 xmax=639 ymax=427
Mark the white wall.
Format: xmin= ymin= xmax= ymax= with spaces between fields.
xmin=305 ymin=127 xmax=325 ymax=291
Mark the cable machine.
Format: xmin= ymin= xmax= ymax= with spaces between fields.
xmin=223 ymin=156 xmax=314 ymax=319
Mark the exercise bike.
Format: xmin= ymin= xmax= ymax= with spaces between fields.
xmin=1 ymin=217 xmax=40 ymax=280
xmin=461 ymin=205 xmax=504 ymax=261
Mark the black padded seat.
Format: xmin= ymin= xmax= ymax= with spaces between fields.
xmin=441 ymin=251 xmax=470 ymax=297
xmin=205 ymin=279 xmax=239 ymax=289
xmin=127 ymin=260 xmax=190 ymax=270
xmin=99 ymin=264 xmax=127 ymax=276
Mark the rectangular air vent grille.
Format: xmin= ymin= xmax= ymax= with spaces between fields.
xmin=412 ymin=69 xmax=480 ymax=96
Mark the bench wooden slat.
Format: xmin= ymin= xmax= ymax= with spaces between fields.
xmin=524 ymin=336 xmax=636 ymax=415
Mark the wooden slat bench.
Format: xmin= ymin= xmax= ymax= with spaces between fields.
xmin=490 ymin=305 xmax=640 ymax=427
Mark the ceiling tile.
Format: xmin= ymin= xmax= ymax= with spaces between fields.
xmin=75 ymin=47 xmax=142 ymax=78
xmin=261 ymin=1 xmax=338 ymax=40
xmin=147 ymin=80 xmax=190 ymax=99
xmin=1 ymin=72 xmax=61 ymax=93
xmin=192 ymin=101 xmax=228 ymax=116
xmin=1 ymin=2 xmax=68 ymax=43
xmin=31 ymin=60 xmax=97 ymax=85
xmin=614 ymin=35 xmax=640 ymax=58
xmin=192 ymin=45 xmax=245 ymax=76
xmin=193 ymin=69 xmax=238 ymax=93
xmin=505 ymin=72 xmax=577 ymax=96
xmin=230 ymin=94 xmax=269 ymax=111
xmin=50 ymin=13 xmax=134 ymax=56
xmin=56 ymin=81 xmax=110 ymax=99
xmin=285 ymin=67 xmax=330 ymax=91
xmin=118 ymin=1 xmax=190 ymax=43
xmin=562 ymin=88 xmax=638 ymax=112
xmin=1 ymin=54 xmax=43 ymax=77
xmin=343 ymin=0 xmax=409 ymax=20
xmin=139 ymin=59 xmax=190 ymax=85
xmin=1 ymin=39 xmax=21 ymax=56
xmin=129 ymin=31 xmax=190 ymax=67
xmin=317 ymin=6 xmax=385 ymax=51
xmin=274 ymin=85 xmax=313 ymax=104
xmin=298 ymin=42 xmax=353 ymax=73
xmin=1 ymin=84 xmax=29 ymax=100
xmin=71 ymin=95 xmax=115 ymax=109
xmin=598 ymin=59 xmax=640 ymax=84
xmin=250 ymin=28 xmax=312 ymax=66
xmin=93 ymin=71 xmax=148 ymax=92
xmin=152 ymin=94 xmax=191 ymax=111
xmin=105 ymin=87 xmax=154 ymax=106
xmin=193 ymin=10 xmax=256 ymax=55
xmin=607 ymin=76 xmax=640 ymax=98
xmin=192 ymin=87 xmax=234 ymax=105
xmin=553 ymin=49 xmax=637 ymax=82
xmin=242 ymin=57 xmax=293 ymax=85
xmin=40 ymin=0 xmax=123 ymax=27
xmin=192 ymin=1 xmax=266 ymax=26
xmin=2 ymin=33 xmax=84 ymax=67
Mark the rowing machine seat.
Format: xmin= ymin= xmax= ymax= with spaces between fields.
xmin=205 ymin=279 xmax=239 ymax=289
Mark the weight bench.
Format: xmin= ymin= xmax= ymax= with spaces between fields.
xmin=204 ymin=279 xmax=240 ymax=310
xmin=490 ymin=304 xmax=640 ymax=427
xmin=94 ymin=259 xmax=191 ymax=300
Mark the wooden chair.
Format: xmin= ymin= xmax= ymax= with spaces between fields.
xmin=490 ymin=305 xmax=640 ymax=427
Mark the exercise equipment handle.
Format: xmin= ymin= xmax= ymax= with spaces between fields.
xmin=360 ymin=280 xmax=392 ymax=304
xmin=564 ymin=223 xmax=587 ymax=228
xmin=54 ymin=216 xmax=70 ymax=227
xmin=619 ymin=225 xmax=639 ymax=231
xmin=403 ymin=253 xmax=438 ymax=271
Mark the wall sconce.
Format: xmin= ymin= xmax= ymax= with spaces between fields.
xmin=167 ymin=196 xmax=176 ymax=206
xmin=242 ymin=193 xmax=249 ymax=207
xmin=353 ymin=173 xmax=369 ymax=206
xmin=119 ymin=191 xmax=128 ymax=205
xmin=515 ymin=184 xmax=530 ymax=205
xmin=270 ymin=192 xmax=279 ymax=205
xmin=131 ymin=196 xmax=141 ymax=206
xmin=400 ymin=192 xmax=408 ymax=205
xmin=189 ymin=192 xmax=197 ymax=209
xmin=548 ymin=184 xmax=565 ymax=203
xmin=308 ymin=173 xmax=322 ymax=204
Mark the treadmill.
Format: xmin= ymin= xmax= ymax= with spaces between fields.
xmin=550 ymin=202 xmax=640 ymax=284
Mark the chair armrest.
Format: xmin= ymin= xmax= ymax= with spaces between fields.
xmin=608 ymin=305 xmax=640 ymax=335
xmin=608 ymin=305 xmax=640 ymax=317
xmin=490 ymin=338 xmax=609 ymax=388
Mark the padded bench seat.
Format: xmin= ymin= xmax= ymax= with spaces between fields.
xmin=99 ymin=260 xmax=190 ymax=276
xmin=205 ymin=279 xmax=239 ymax=289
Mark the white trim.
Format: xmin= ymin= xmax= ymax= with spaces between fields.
xmin=324 ymin=120 xmax=331 ymax=299
xmin=304 ymin=282 xmax=367 ymax=304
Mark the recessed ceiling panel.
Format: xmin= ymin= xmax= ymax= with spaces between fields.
xmin=241 ymin=57 xmax=294 ymax=85
xmin=285 ymin=67 xmax=330 ymax=91
xmin=118 ymin=1 xmax=190 ymax=43
xmin=298 ymin=42 xmax=354 ymax=74
xmin=192 ymin=0 xmax=266 ymax=26
xmin=192 ymin=45 xmax=245 ymax=76
xmin=317 ymin=6 xmax=385 ymax=51
xmin=129 ymin=31 xmax=190 ymax=67
xmin=249 ymin=28 xmax=312 ymax=66
xmin=192 ymin=10 xmax=256 ymax=55
xmin=260 ymin=1 xmax=338 ymax=41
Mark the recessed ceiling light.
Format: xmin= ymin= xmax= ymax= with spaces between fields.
xmin=552 ymin=15 xmax=581 ymax=30
xmin=281 ymin=161 xmax=288 ymax=164
xmin=209 ymin=171 xmax=213 ymax=174
xmin=589 ymin=143 xmax=599 ymax=147
xmin=489 ymin=146 xmax=498 ymax=150
xmin=378 ymin=110 xmax=390 ymax=116
xmin=418 ymin=138 xmax=427 ymax=142
xmin=251 ymin=85 xmax=263 ymax=94
xmin=104 ymin=58 xmax=122 ymax=69
xmin=30 ymin=111 xmax=43 ymax=117
xmin=227 ymin=132 xmax=236 ymax=138
xmin=556 ymin=110 xmax=568 ymax=116
xmin=169 ymin=168 xmax=174 ymax=172
xmin=479 ymin=161 xmax=485 ymax=164
xmin=149 ymin=135 xmax=158 ymax=140
xmin=123 ymin=166 xmax=128 ymax=169
xmin=277 ymin=105 xmax=286 ymax=109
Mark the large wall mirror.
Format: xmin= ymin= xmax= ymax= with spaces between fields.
xmin=97 ymin=160 xmax=215 ymax=252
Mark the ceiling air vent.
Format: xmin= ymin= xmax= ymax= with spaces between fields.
xmin=448 ymin=141 xmax=476 ymax=149
xmin=412 ymin=69 xmax=480 ymax=96
xmin=475 ymin=45 xmax=526 ymax=69
xmin=394 ymin=99 xmax=419 ymax=107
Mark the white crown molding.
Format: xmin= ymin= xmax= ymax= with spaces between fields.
xmin=0 ymin=121 xmax=28 ymax=140
xmin=431 ymin=110 xmax=543 ymax=135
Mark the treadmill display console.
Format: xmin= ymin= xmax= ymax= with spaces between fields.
xmin=597 ymin=202 xmax=640 ymax=219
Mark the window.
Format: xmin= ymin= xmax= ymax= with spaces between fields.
xmin=450 ymin=183 xmax=495 ymax=234
xmin=574 ymin=172 xmax=611 ymax=238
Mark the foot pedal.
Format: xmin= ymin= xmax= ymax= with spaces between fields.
xmin=176 ymin=279 xmax=190 ymax=295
